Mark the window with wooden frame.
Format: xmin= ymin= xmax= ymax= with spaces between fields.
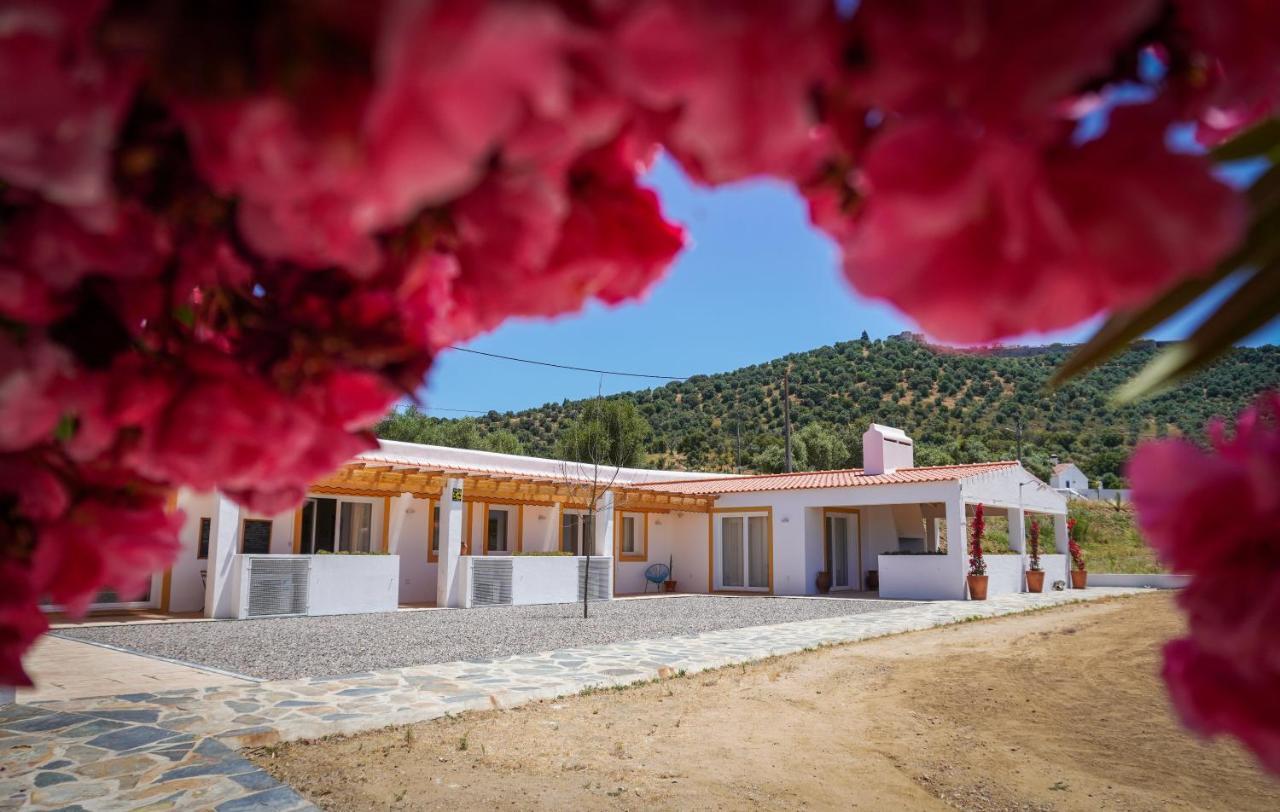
xmin=197 ymin=517 xmax=211 ymax=559
xmin=618 ymin=513 xmax=646 ymax=561
xmin=241 ymin=518 xmax=272 ymax=554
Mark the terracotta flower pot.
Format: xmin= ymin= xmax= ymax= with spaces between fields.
xmin=1026 ymin=570 xmax=1045 ymax=593
xmin=1071 ymin=570 xmax=1088 ymax=589
xmin=663 ymin=580 xmax=677 ymax=593
xmin=967 ymin=574 xmax=989 ymax=600
xmin=815 ymin=570 xmax=832 ymax=594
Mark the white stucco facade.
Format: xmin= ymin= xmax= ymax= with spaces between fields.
xmin=136 ymin=428 xmax=1076 ymax=615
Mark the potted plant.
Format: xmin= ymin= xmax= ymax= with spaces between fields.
xmin=1068 ymin=518 xmax=1087 ymax=588
xmin=663 ymin=555 xmax=678 ymax=593
xmin=967 ymin=503 xmax=988 ymax=600
xmin=815 ymin=570 xmax=832 ymax=594
xmin=1026 ymin=519 xmax=1044 ymax=593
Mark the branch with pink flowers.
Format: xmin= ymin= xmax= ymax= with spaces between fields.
xmin=0 ymin=0 xmax=1276 ymax=775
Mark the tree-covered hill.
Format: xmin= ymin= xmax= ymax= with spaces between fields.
xmin=377 ymin=334 xmax=1280 ymax=486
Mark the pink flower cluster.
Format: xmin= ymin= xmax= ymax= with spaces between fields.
xmin=0 ymin=1 xmax=1276 ymax=693
xmin=968 ymin=503 xmax=987 ymax=577
xmin=1129 ymin=392 xmax=1280 ymax=774
xmin=1067 ymin=519 xmax=1086 ymax=571
xmin=802 ymin=0 xmax=1271 ymax=343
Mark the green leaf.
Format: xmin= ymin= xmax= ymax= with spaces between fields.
xmin=1115 ymin=263 xmax=1280 ymax=402
xmin=55 ymin=413 xmax=78 ymax=442
xmin=172 ymin=305 xmax=195 ymax=329
xmin=1210 ymin=117 xmax=1280 ymax=162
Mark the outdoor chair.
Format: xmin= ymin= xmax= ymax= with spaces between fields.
xmin=644 ymin=563 xmax=671 ymax=593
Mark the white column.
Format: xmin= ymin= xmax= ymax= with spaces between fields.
xmin=1008 ymin=506 xmax=1026 ymax=592
xmin=386 ymin=492 xmax=413 ymax=555
xmin=944 ymin=494 xmax=967 ymax=600
xmin=1008 ymin=507 xmax=1026 ymax=553
xmin=204 ymin=493 xmax=241 ymax=618
xmin=925 ymin=517 xmax=940 ymax=552
xmin=593 ymin=491 xmax=615 ymax=557
xmin=435 ymin=478 xmax=466 ymax=608
xmin=1053 ymin=512 xmax=1071 ymax=589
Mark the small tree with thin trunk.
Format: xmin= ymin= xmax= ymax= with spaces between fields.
xmin=555 ymin=396 xmax=648 ymax=618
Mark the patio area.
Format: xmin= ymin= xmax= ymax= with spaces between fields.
xmin=52 ymin=596 xmax=919 ymax=681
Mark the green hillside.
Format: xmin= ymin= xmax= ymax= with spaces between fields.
xmin=377 ymin=334 xmax=1280 ymax=486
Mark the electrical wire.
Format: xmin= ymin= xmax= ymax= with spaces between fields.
xmin=445 ymin=346 xmax=689 ymax=380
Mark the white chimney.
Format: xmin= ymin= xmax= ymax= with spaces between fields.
xmin=862 ymin=424 xmax=914 ymax=475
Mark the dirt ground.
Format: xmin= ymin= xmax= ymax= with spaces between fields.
xmin=251 ymin=594 xmax=1278 ymax=811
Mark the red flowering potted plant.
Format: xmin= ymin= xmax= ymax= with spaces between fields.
xmin=1068 ymin=518 xmax=1087 ymax=588
xmin=967 ymin=503 xmax=988 ymax=600
xmin=1026 ymin=519 xmax=1045 ymax=593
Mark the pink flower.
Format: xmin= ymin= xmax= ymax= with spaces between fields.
xmin=0 ymin=0 xmax=139 ymax=209
xmin=0 ymin=559 xmax=48 ymax=687
xmin=832 ymin=107 xmax=1244 ymax=342
xmin=0 ymin=336 xmax=74 ymax=453
xmin=32 ymin=493 xmax=183 ymax=616
xmin=607 ymin=0 xmax=837 ymax=184
xmin=1172 ymin=0 xmax=1280 ymax=144
xmin=1129 ymin=392 xmax=1280 ymax=773
xmin=850 ymin=0 xmax=1161 ymax=128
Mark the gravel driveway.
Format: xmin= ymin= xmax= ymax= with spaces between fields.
xmin=55 ymin=596 xmax=919 ymax=681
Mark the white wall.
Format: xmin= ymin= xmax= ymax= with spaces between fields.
xmin=395 ymin=496 xmax=434 ymax=605
xmin=1039 ymin=553 xmax=1067 ymax=590
xmin=878 ymin=554 xmax=962 ymax=600
xmin=308 ymin=555 xmax=399 ymax=615
xmin=1089 ymin=572 xmax=1185 ymax=588
xmin=170 ymin=490 xmax=216 ymax=612
xmin=646 ymin=511 xmax=708 ymax=594
xmin=984 ymin=554 xmax=1024 ymax=596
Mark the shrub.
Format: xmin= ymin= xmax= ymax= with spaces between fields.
xmin=1028 ymin=519 xmax=1042 ymax=572
xmin=969 ymin=503 xmax=987 ymax=576
xmin=1068 ymin=518 xmax=1087 ymax=571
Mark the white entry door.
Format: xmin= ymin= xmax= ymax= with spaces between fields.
xmin=825 ymin=512 xmax=859 ymax=589
xmin=716 ymin=514 xmax=769 ymax=591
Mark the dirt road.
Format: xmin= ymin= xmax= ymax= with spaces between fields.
xmin=253 ymin=594 xmax=1277 ymax=810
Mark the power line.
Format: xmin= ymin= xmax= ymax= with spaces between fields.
xmin=445 ymin=346 xmax=689 ymax=381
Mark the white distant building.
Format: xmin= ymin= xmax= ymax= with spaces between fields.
xmin=63 ymin=424 xmax=1074 ymax=617
xmin=1050 ymin=460 xmax=1088 ymax=492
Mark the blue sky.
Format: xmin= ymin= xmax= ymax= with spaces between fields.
xmin=423 ymin=153 xmax=1278 ymax=416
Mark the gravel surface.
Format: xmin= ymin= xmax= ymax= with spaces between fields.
xmin=55 ymin=597 xmax=920 ymax=681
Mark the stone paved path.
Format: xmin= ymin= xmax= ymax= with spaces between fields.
xmin=1 ymin=587 xmax=1144 ymax=810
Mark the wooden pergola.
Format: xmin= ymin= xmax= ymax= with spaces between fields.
xmin=310 ymin=461 xmax=716 ymax=514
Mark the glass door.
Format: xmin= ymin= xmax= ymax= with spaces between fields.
xmin=717 ymin=514 xmax=769 ymax=591
xmin=825 ymin=512 xmax=859 ymax=589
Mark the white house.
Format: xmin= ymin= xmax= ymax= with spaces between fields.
xmin=1050 ymin=460 xmax=1089 ymax=493
xmin=90 ymin=425 xmax=1071 ymax=618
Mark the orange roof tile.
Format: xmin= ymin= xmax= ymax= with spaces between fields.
xmin=630 ymin=461 xmax=1021 ymax=495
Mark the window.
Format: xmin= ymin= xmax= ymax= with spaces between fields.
xmin=561 ymin=512 xmax=594 ymax=555
xmin=621 ymin=516 xmax=637 ymax=554
xmin=241 ymin=519 xmax=272 ymax=554
xmin=619 ymin=514 xmax=644 ymax=559
xmin=197 ymin=517 xmax=211 ymax=559
xmin=487 ymin=507 xmax=510 ymax=553
xmin=298 ymin=497 xmax=373 ymax=554
xmin=338 ymin=502 xmax=373 ymax=552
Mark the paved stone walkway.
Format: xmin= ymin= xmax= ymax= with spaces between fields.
xmin=1 ymin=587 xmax=1144 ymax=810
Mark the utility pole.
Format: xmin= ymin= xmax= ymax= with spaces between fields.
xmin=783 ymin=367 xmax=793 ymax=473
xmin=735 ymin=419 xmax=742 ymax=473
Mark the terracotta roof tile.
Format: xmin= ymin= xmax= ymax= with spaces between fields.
xmin=630 ymin=461 xmax=1021 ymax=495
